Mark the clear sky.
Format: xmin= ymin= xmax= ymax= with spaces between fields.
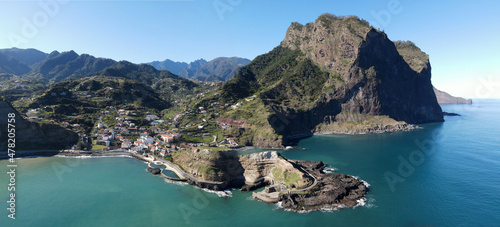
xmin=1 ymin=0 xmax=499 ymax=98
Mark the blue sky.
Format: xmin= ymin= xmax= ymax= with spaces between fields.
xmin=1 ymin=0 xmax=499 ymax=98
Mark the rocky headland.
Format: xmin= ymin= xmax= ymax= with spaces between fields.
xmin=201 ymin=14 xmax=444 ymax=148
xmin=171 ymin=149 xmax=368 ymax=212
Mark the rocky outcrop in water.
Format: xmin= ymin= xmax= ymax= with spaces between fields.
xmin=147 ymin=167 xmax=161 ymax=175
xmin=281 ymin=162 xmax=367 ymax=211
xmin=251 ymin=159 xmax=368 ymax=212
xmin=172 ymin=150 xmax=367 ymax=211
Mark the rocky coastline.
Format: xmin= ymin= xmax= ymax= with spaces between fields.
xmin=170 ymin=149 xmax=368 ymax=212
xmin=251 ymin=159 xmax=368 ymax=212
xmin=314 ymin=123 xmax=418 ymax=135
xmin=0 ymin=149 xmax=146 ymax=161
xmin=0 ymin=149 xmax=369 ymax=212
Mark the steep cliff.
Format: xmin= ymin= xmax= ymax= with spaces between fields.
xmin=0 ymin=100 xmax=78 ymax=152
xmin=172 ymin=150 xmax=311 ymax=189
xmin=394 ymin=41 xmax=472 ymax=105
xmin=172 ymin=148 xmax=243 ymax=184
xmin=280 ymin=15 xmax=443 ymax=125
xmin=238 ymin=151 xmax=312 ymax=188
xmin=201 ymin=14 xmax=443 ymax=147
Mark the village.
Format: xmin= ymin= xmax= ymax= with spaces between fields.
xmin=75 ymin=104 xmax=245 ymax=159
xmin=17 ymin=85 xmax=259 ymax=160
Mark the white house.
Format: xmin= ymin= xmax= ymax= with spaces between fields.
xmin=139 ymin=136 xmax=154 ymax=144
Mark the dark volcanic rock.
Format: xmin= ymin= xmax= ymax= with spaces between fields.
xmin=277 ymin=160 xmax=368 ymax=211
xmin=147 ymin=167 xmax=161 ymax=175
xmin=240 ymin=180 xmax=267 ymax=192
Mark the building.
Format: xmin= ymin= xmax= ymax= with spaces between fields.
xmin=121 ymin=141 xmax=132 ymax=149
xmin=139 ymin=136 xmax=154 ymax=144
xmin=161 ymin=134 xmax=174 ymax=143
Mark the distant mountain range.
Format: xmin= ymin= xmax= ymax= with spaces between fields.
xmin=0 ymin=48 xmax=116 ymax=82
xmin=147 ymin=57 xmax=251 ymax=82
xmin=0 ymin=47 xmax=251 ymax=83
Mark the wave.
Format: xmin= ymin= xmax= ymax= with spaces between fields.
xmin=162 ymin=178 xmax=189 ymax=186
xmin=55 ymin=154 xmax=135 ymax=159
xmin=355 ymin=198 xmax=366 ymax=207
xmin=351 ymin=175 xmax=371 ymax=188
xmin=322 ymin=167 xmax=338 ymax=174
xmin=199 ymin=188 xmax=233 ymax=198
xmin=319 ymin=204 xmax=345 ymax=212
xmin=14 ymin=155 xmax=43 ymax=159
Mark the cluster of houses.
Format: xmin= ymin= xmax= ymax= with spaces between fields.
xmin=216 ymin=118 xmax=246 ymax=130
xmin=117 ymin=109 xmax=137 ymax=116
xmin=112 ymin=117 xmax=138 ymax=134
xmin=95 ymin=128 xmax=116 ymax=147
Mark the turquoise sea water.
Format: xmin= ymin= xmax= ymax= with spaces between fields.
xmin=2 ymin=100 xmax=500 ymax=226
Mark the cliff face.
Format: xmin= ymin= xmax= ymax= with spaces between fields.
xmin=211 ymin=14 xmax=443 ymax=147
xmin=172 ymin=149 xmax=243 ymax=183
xmin=238 ymin=151 xmax=312 ymax=188
xmin=173 ymin=150 xmax=311 ymax=189
xmin=280 ymin=15 xmax=443 ymax=125
xmin=0 ymin=101 xmax=79 ymax=151
xmin=394 ymin=41 xmax=472 ymax=105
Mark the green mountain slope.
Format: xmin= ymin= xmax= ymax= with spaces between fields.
xmin=97 ymin=61 xmax=199 ymax=99
xmin=195 ymin=14 xmax=443 ymax=148
xmin=28 ymin=76 xmax=171 ymax=118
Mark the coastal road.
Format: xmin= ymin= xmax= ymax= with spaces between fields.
xmin=287 ymin=162 xmax=318 ymax=193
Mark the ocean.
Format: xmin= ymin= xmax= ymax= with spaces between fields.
xmin=1 ymin=100 xmax=500 ymax=226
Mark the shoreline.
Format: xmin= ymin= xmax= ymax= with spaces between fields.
xmin=0 ymin=149 xmax=148 ymax=161
xmin=312 ymin=123 xmax=419 ymax=136
xmin=0 ymin=125 xmax=422 ymax=160
xmin=0 ymin=149 xmax=369 ymax=212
